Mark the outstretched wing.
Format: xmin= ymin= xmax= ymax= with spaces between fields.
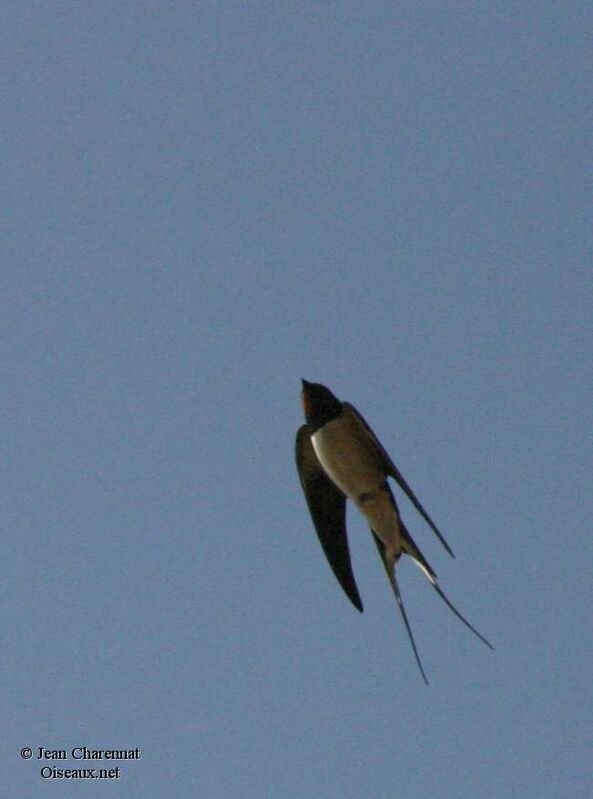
xmin=343 ymin=402 xmax=455 ymax=558
xmin=295 ymin=425 xmax=363 ymax=612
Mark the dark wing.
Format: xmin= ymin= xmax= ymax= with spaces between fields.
xmin=343 ymin=402 xmax=455 ymax=558
xmin=295 ymin=425 xmax=363 ymax=612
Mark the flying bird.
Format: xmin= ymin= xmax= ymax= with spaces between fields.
xmin=295 ymin=379 xmax=493 ymax=684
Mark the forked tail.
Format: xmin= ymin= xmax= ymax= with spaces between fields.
xmin=372 ymin=532 xmax=429 ymax=685
xmin=399 ymin=521 xmax=494 ymax=651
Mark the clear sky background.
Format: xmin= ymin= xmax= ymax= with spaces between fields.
xmin=3 ymin=3 xmax=591 ymax=797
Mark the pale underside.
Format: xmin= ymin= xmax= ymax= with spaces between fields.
xmin=311 ymin=416 xmax=402 ymax=561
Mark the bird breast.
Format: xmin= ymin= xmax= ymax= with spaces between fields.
xmin=311 ymin=418 xmax=384 ymax=500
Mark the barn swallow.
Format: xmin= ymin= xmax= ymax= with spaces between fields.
xmin=295 ymin=379 xmax=493 ymax=684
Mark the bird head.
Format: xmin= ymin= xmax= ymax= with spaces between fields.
xmin=300 ymin=379 xmax=342 ymax=428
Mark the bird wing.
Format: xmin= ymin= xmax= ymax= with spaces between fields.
xmin=295 ymin=425 xmax=363 ymax=612
xmin=343 ymin=402 xmax=455 ymax=558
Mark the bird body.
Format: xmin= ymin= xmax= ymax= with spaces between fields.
xmin=311 ymin=411 xmax=403 ymax=561
xmin=296 ymin=379 xmax=493 ymax=684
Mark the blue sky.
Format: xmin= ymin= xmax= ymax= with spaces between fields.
xmin=3 ymin=3 xmax=591 ymax=797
